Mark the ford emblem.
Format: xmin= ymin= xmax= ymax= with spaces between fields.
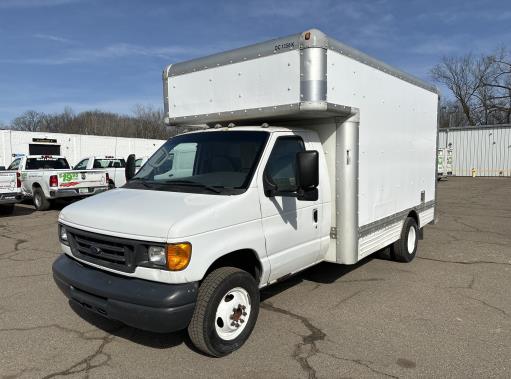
xmin=89 ymin=246 xmax=102 ymax=256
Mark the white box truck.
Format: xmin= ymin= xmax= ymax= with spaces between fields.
xmin=52 ymin=29 xmax=439 ymax=356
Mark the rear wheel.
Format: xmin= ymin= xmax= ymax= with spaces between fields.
xmin=188 ymin=267 xmax=259 ymax=357
xmin=33 ymin=188 xmax=51 ymax=211
xmin=390 ymin=217 xmax=419 ymax=262
xmin=0 ymin=204 xmax=15 ymax=215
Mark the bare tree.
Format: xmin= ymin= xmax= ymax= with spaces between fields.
xmin=11 ymin=110 xmax=46 ymax=132
xmin=483 ymin=49 xmax=511 ymax=124
xmin=431 ymin=54 xmax=487 ymax=126
xmin=7 ymin=105 xmax=177 ymax=139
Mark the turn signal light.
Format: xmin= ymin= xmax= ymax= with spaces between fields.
xmin=49 ymin=175 xmax=58 ymax=187
xmin=16 ymin=172 xmax=21 ymax=188
xmin=166 ymin=243 xmax=192 ymax=271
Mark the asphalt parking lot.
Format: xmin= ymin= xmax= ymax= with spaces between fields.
xmin=1 ymin=177 xmax=510 ymax=378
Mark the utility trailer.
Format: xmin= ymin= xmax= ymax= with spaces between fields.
xmin=52 ymin=29 xmax=439 ymax=357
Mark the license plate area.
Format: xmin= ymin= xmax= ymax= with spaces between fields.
xmin=78 ymin=188 xmax=89 ymax=194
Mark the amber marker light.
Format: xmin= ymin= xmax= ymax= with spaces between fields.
xmin=166 ymin=243 xmax=192 ymax=271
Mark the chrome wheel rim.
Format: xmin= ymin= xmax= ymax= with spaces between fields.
xmin=407 ymin=226 xmax=416 ymax=254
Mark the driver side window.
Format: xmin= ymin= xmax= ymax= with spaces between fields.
xmin=74 ymin=159 xmax=89 ymax=170
xmin=265 ymin=136 xmax=305 ymax=192
xmin=7 ymin=158 xmax=21 ymax=171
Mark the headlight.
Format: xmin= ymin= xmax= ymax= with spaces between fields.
xmin=166 ymin=242 xmax=192 ymax=271
xmin=148 ymin=246 xmax=166 ymax=265
xmin=59 ymin=225 xmax=69 ymax=245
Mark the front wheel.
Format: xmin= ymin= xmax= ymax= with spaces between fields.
xmin=188 ymin=267 xmax=260 ymax=357
xmin=390 ymin=216 xmax=419 ymax=262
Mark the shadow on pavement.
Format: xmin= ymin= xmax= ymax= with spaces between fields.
xmin=69 ymin=301 xmax=188 ymax=349
xmin=67 ymin=247 xmax=388 ymax=353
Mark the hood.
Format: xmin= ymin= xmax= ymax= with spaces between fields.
xmin=59 ymin=187 xmax=261 ymax=240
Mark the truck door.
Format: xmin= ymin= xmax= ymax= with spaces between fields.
xmin=257 ymin=132 xmax=321 ymax=283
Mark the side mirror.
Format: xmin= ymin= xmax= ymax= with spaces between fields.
xmin=296 ymin=151 xmax=319 ymax=201
xmin=125 ymin=154 xmax=136 ymax=181
xmin=296 ymin=151 xmax=319 ymax=189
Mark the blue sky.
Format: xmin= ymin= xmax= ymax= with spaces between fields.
xmin=0 ymin=0 xmax=510 ymax=124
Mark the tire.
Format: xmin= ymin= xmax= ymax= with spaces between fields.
xmin=188 ymin=267 xmax=260 ymax=357
xmin=108 ymin=180 xmax=115 ymax=189
xmin=390 ymin=217 xmax=419 ymax=262
xmin=33 ymin=187 xmax=51 ymax=211
xmin=0 ymin=204 xmax=15 ymax=215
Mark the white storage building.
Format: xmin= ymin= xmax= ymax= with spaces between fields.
xmin=438 ymin=125 xmax=511 ymax=177
xmin=0 ymin=130 xmax=166 ymax=168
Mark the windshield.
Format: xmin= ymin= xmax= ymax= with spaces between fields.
xmin=93 ymin=159 xmax=125 ymax=168
xmin=127 ymin=131 xmax=269 ymax=195
xmin=26 ymin=157 xmax=70 ymax=170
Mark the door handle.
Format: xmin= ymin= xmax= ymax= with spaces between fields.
xmin=313 ymin=209 xmax=318 ymax=223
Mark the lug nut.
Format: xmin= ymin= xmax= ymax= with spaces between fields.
xmin=240 ymin=319 xmax=245 ymax=323
xmin=242 ymin=312 xmax=247 ymax=316
xmin=231 ymin=322 xmax=236 ymax=327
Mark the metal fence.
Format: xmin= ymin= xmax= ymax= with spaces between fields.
xmin=438 ymin=125 xmax=511 ymax=177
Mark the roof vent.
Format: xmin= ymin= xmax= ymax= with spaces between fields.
xmin=261 ymin=123 xmax=269 ymax=128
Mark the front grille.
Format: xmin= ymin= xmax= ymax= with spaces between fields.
xmin=67 ymin=227 xmax=145 ymax=273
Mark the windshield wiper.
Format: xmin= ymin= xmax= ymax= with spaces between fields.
xmin=148 ymin=179 xmax=222 ymax=194
xmin=127 ymin=177 xmax=152 ymax=188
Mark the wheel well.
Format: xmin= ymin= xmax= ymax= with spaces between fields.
xmin=407 ymin=210 xmax=420 ymax=228
xmin=204 ymin=249 xmax=262 ymax=284
xmin=32 ymin=183 xmax=41 ymax=190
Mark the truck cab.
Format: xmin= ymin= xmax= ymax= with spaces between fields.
xmin=74 ymin=156 xmax=126 ymax=188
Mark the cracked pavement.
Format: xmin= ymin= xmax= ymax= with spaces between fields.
xmin=1 ymin=177 xmax=510 ymax=378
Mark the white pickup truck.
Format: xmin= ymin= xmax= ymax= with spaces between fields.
xmin=9 ymin=155 xmax=109 ymax=211
xmin=74 ymin=156 xmax=126 ymax=188
xmin=52 ymin=29 xmax=438 ymax=357
xmin=0 ymin=170 xmax=22 ymax=214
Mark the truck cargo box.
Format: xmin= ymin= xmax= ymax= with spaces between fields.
xmin=162 ymin=29 xmax=438 ymax=264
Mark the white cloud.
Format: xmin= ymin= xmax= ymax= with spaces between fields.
xmin=34 ymin=33 xmax=74 ymax=44
xmin=0 ymin=0 xmax=81 ymax=8
xmin=0 ymin=43 xmax=210 ymax=65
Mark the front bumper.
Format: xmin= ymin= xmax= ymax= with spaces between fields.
xmin=0 ymin=192 xmax=22 ymax=204
xmin=52 ymin=254 xmax=198 ymax=333
xmin=50 ymin=186 xmax=108 ymax=199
